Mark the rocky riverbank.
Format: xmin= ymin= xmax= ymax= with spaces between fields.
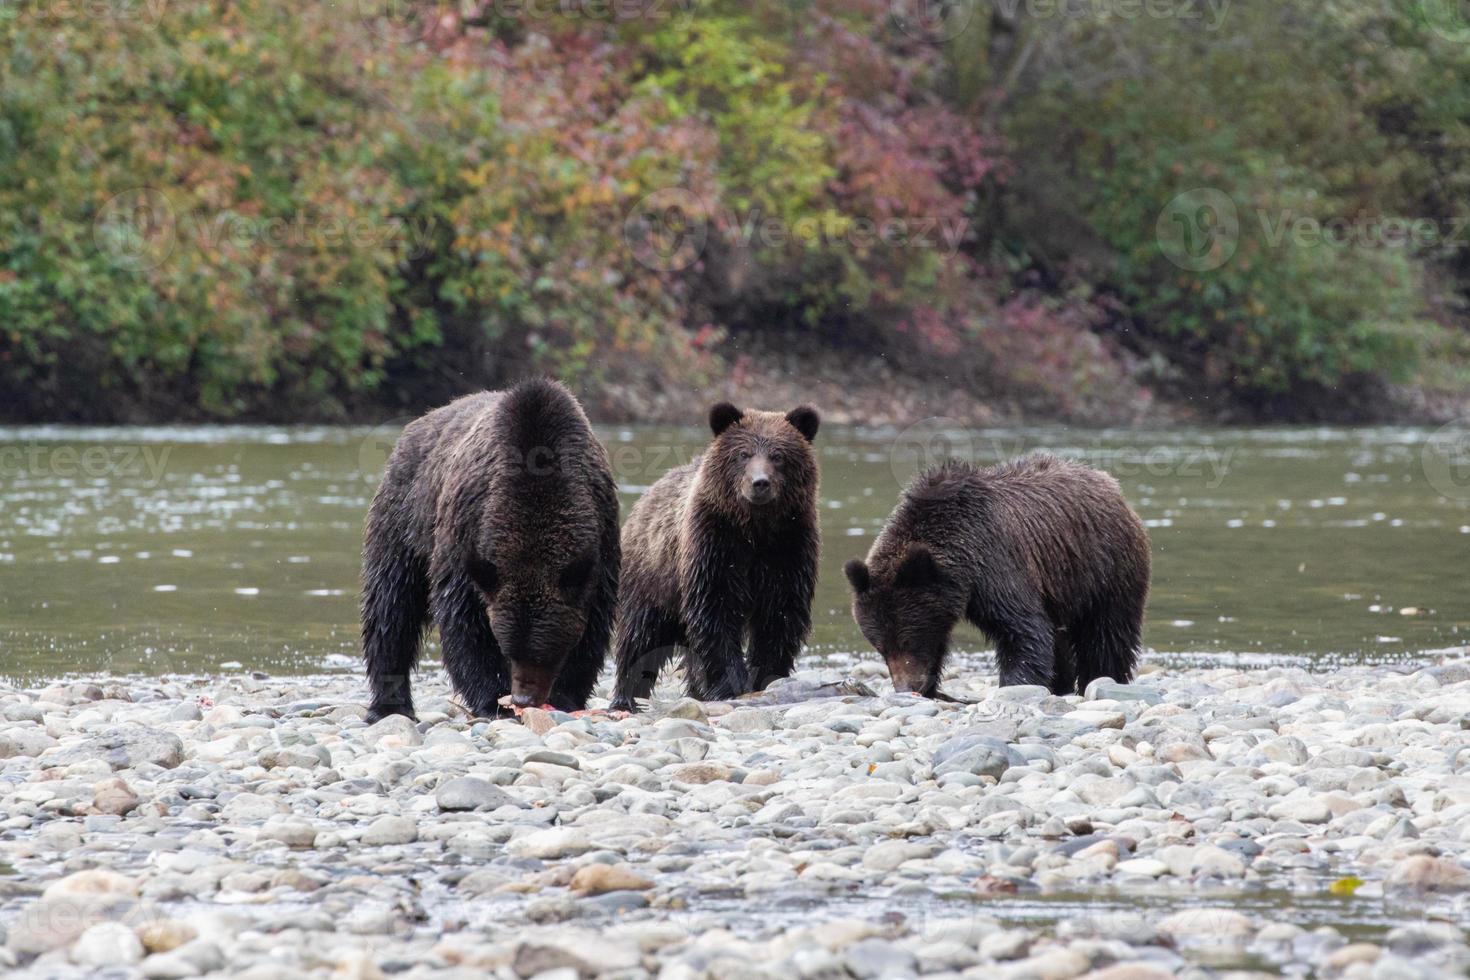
xmin=2 ymin=655 xmax=1469 ymax=979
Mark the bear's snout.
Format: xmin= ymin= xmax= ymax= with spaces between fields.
xmin=509 ymin=661 xmax=559 ymax=708
xmin=742 ymin=457 xmax=776 ymax=504
xmin=885 ymin=654 xmax=934 ymax=696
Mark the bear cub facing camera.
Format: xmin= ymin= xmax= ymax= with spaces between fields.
xmin=360 ymin=378 xmax=620 ymax=721
xmin=610 ymin=402 xmax=821 ymax=710
xmin=845 ymin=454 xmax=1150 ymax=698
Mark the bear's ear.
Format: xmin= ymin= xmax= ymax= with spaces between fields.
xmin=785 ymin=405 xmax=820 ymax=442
xmin=467 ymin=556 xmax=500 ymax=595
xmin=844 ymin=558 xmax=870 ymax=594
xmin=894 ymin=544 xmax=941 ymax=589
xmin=709 ymin=402 xmax=743 ymax=437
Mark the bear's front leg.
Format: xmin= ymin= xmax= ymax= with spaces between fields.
xmin=360 ymin=507 xmax=430 ymax=724
xmin=682 ymin=550 xmax=752 ymax=701
xmin=684 ymin=607 xmax=751 ymax=700
xmin=747 ymin=549 xmax=816 ymax=690
xmin=549 ymin=552 xmax=620 ymax=713
xmin=992 ymin=617 xmax=1056 ymax=689
xmin=609 ymin=604 xmax=683 ymax=712
xmin=969 ymin=583 xmax=1055 ymax=689
xmin=430 ymin=549 xmax=512 ymax=718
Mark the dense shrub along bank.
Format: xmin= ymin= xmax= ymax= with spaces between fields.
xmin=1 ymin=1 xmax=1466 ymax=423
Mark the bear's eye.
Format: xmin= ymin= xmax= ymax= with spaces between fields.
xmin=559 ymin=554 xmax=595 ymax=592
xmin=468 ymin=558 xmax=499 ymax=596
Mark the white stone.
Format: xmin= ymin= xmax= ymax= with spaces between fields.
xmin=507 ymin=828 xmax=594 ymax=860
xmin=72 ymin=923 xmax=144 ymax=967
xmin=1157 ymin=907 xmax=1255 ymax=941
xmin=360 ymin=815 xmax=418 ymax=846
xmin=1115 ymin=858 xmax=1170 ymax=877
xmin=861 ymin=840 xmax=933 ymax=872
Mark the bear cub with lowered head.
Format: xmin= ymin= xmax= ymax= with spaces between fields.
xmin=845 ymin=453 xmax=1149 ymax=698
xmin=360 ymin=378 xmax=619 ymax=721
xmin=610 ymin=402 xmax=821 ymax=710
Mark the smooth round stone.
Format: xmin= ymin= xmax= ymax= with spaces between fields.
xmin=434 ymin=777 xmax=520 ymax=812
xmin=360 ymin=815 xmax=418 ymax=846
xmin=70 ymin=921 xmax=142 ymax=966
xmin=1115 ymin=858 xmax=1170 ymax=878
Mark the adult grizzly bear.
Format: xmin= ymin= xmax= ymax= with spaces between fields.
xmin=609 ymin=402 xmax=821 ymax=710
xmin=844 ymin=454 xmax=1149 ymax=698
xmin=360 ymin=379 xmax=619 ymax=721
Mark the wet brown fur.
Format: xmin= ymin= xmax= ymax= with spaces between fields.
xmin=610 ymin=403 xmax=821 ymax=708
xmin=845 ymin=454 xmax=1150 ymax=697
xmin=360 ymin=379 xmax=620 ymax=720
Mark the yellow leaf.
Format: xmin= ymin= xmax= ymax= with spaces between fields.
xmin=1329 ymin=876 xmax=1363 ymax=896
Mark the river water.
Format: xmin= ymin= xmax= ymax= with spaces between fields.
xmin=0 ymin=423 xmax=1465 ymax=681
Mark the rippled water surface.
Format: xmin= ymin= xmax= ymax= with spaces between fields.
xmin=0 ymin=424 xmax=1465 ymax=680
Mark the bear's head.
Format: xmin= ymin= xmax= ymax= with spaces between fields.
xmin=705 ymin=401 xmax=820 ymax=511
xmin=467 ymin=377 xmax=611 ymax=711
xmin=468 ymin=531 xmax=601 ymax=709
xmin=844 ymin=543 xmax=963 ymax=696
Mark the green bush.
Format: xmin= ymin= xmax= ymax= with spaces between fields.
xmin=984 ymin=0 xmax=1453 ymax=398
xmin=0 ymin=3 xmax=713 ymax=418
xmin=1 ymin=0 xmax=1465 ymax=422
